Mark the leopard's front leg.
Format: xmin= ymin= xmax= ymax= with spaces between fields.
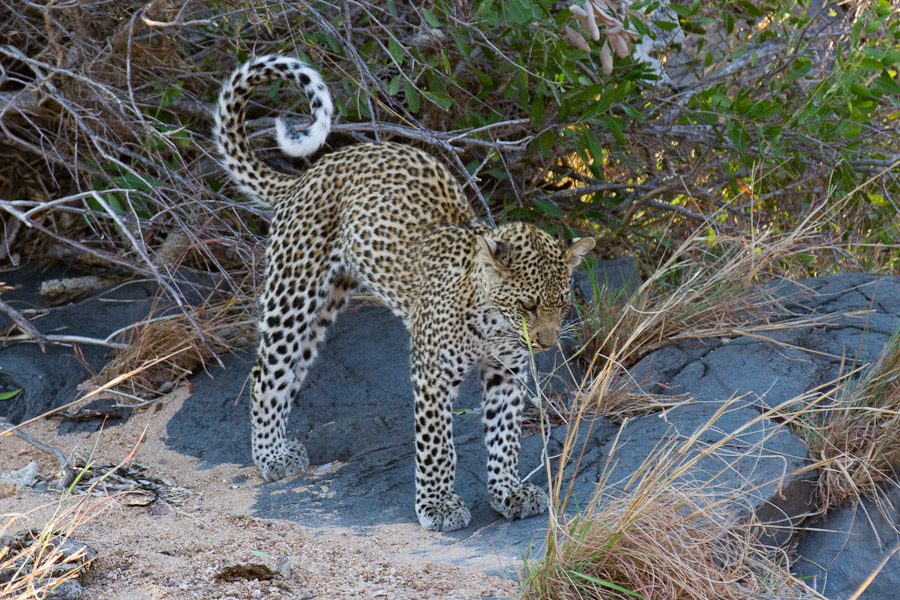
xmin=410 ymin=348 xmax=471 ymax=532
xmin=479 ymin=353 xmax=549 ymax=521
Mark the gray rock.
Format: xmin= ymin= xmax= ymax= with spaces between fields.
xmin=0 ymin=266 xmax=220 ymax=428
xmin=575 ymin=255 xmax=641 ymax=304
xmin=794 ymin=487 xmax=900 ymax=599
xmin=669 ymin=335 xmax=821 ymax=411
xmin=620 ymin=272 xmax=900 ymax=552
xmin=600 ymin=401 xmax=817 ymax=547
xmin=46 ymin=579 xmax=84 ymax=600
xmin=1 ymin=461 xmax=39 ymax=488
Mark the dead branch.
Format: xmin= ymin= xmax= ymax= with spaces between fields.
xmin=0 ymin=297 xmax=47 ymax=351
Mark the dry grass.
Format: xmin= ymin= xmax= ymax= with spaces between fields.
xmin=525 ymin=485 xmax=806 ymax=600
xmin=579 ymin=204 xmax=844 ymax=374
xmin=803 ymin=322 xmax=900 ymax=508
xmin=574 ymin=201 xmax=849 ymax=421
xmin=93 ymin=295 xmax=256 ymax=399
xmin=1 ymin=496 xmax=102 ymax=599
xmin=524 ymin=381 xmax=822 ymax=600
xmin=1 ymin=430 xmax=145 ymax=599
xmin=521 ymin=203 xmax=868 ymax=600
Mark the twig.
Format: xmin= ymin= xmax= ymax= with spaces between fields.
xmin=3 ymin=333 xmax=129 ymax=351
xmin=0 ymin=297 xmax=47 ymax=351
xmin=647 ymin=199 xmax=705 ymax=221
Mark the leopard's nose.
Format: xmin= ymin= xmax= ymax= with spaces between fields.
xmin=534 ymin=326 xmax=560 ymax=350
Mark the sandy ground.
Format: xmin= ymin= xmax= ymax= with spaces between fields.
xmin=0 ymin=387 xmax=521 ymax=599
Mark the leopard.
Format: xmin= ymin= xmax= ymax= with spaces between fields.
xmin=214 ymin=55 xmax=595 ymax=532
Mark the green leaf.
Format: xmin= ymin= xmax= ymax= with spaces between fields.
xmin=653 ymin=20 xmax=678 ymax=31
xmin=114 ymin=172 xmax=157 ymax=194
xmin=531 ymin=97 xmax=544 ymax=126
xmin=871 ymin=75 xmax=900 ymax=95
xmin=621 ymin=103 xmax=645 ymax=123
xmin=580 ymin=128 xmax=605 ymax=178
xmin=424 ymin=90 xmax=453 ymax=110
xmin=504 ymin=0 xmax=534 ymax=25
xmin=323 ymin=32 xmax=343 ymax=55
xmin=423 ymin=8 xmax=440 ymax=28
xmin=389 ymin=75 xmax=402 ymax=96
xmin=601 ymin=116 xmax=625 ymax=144
xmin=404 ymin=80 xmax=421 ymax=113
xmin=251 ymin=550 xmax=270 ymax=559
xmin=786 ymin=57 xmax=812 ymax=82
xmin=388 ymin=37 xmax=404 ymax=65
xmin=724 ymin=12 xmax=734 ymax=35
xmin=532 ymin=197 xmax=564 ymax=218
xmin=859 ymin=57 xmax=884 ymax=71
xmin=159 ymin=81 xmax=183 ymax=109
xmin=668 ymin=3 xmax=692 ymax=16
xmin=471 ymin=67 xmax=495 ymax=95
xmin=881 ymin=50 xmax=900 ymax=66
xmin=475 ymin=0 xmax=500 ymax=27
xmin=579 ymin=89 xmax=615 ymax=120
xmin=582 ymin=129 xmax=606 ymax=179
xmin=566 ymin=570 xmax=646 ymax=599
xmin=0 ymin=389 xmax=21 ymax=401
xmin=838 ymin=121 xmax=861 ymax=138
xmin=851 ymin=19 xmax=862 ymax=47
xmin=850 ymin=82 xmax=872 ymax=98
xmin=865 ymin=19 xmax=882 ymax=33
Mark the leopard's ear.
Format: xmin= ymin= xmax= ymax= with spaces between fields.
xmin=564 ymin=237 xmax=596 ymax=270
xmin=475 ymin=235 xmax=509 ymax=272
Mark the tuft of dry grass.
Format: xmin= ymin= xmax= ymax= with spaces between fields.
xmin=574 ymin=201 xmax=850 ymax=420
xmin=525 ymin=485 xmax=807 ymax=600
xmin=804 ymin=321 xmax=900 ymax=509
xmin=579 ymin=204 xmax=844 ymax=374
xmin=92 ymin=295 xmax=256 ymax=399
xmin=1 ymin=502 xmax=99 ymax=599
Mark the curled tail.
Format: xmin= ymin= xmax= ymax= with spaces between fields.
xmin=214 ymin=55 xmax=334 ymax=203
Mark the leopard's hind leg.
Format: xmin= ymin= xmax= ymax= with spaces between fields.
xmin=251 ymin=239 xmax=354 ymax=481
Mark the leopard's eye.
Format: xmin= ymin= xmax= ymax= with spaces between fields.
xmin=520 ymin=300 xmax=538 ymax=314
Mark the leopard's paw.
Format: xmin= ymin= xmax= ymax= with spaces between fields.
xmin=416 ymin=494 xmax=472 ymax=532
xmin=255 ymin=439 xmax=310 ymax=482
xmin=491 ymin=483 xmax=549 ymax=521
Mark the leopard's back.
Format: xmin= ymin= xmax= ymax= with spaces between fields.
xmin=272 ymin=142 xmax=477 ymax=317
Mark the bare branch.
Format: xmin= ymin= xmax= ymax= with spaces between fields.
xmin=0 ymin=297 xmax=47 ymax=352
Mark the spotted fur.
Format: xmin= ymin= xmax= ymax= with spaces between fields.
xmin=214 ymin=55 xmax=595 ymax=532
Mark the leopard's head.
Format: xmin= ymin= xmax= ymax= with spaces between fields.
xmin=476 ymin=222 xmax=595 ymax=351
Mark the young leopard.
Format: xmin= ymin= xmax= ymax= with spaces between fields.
xmin=214 ymin=55 xmax=595 ymax=532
